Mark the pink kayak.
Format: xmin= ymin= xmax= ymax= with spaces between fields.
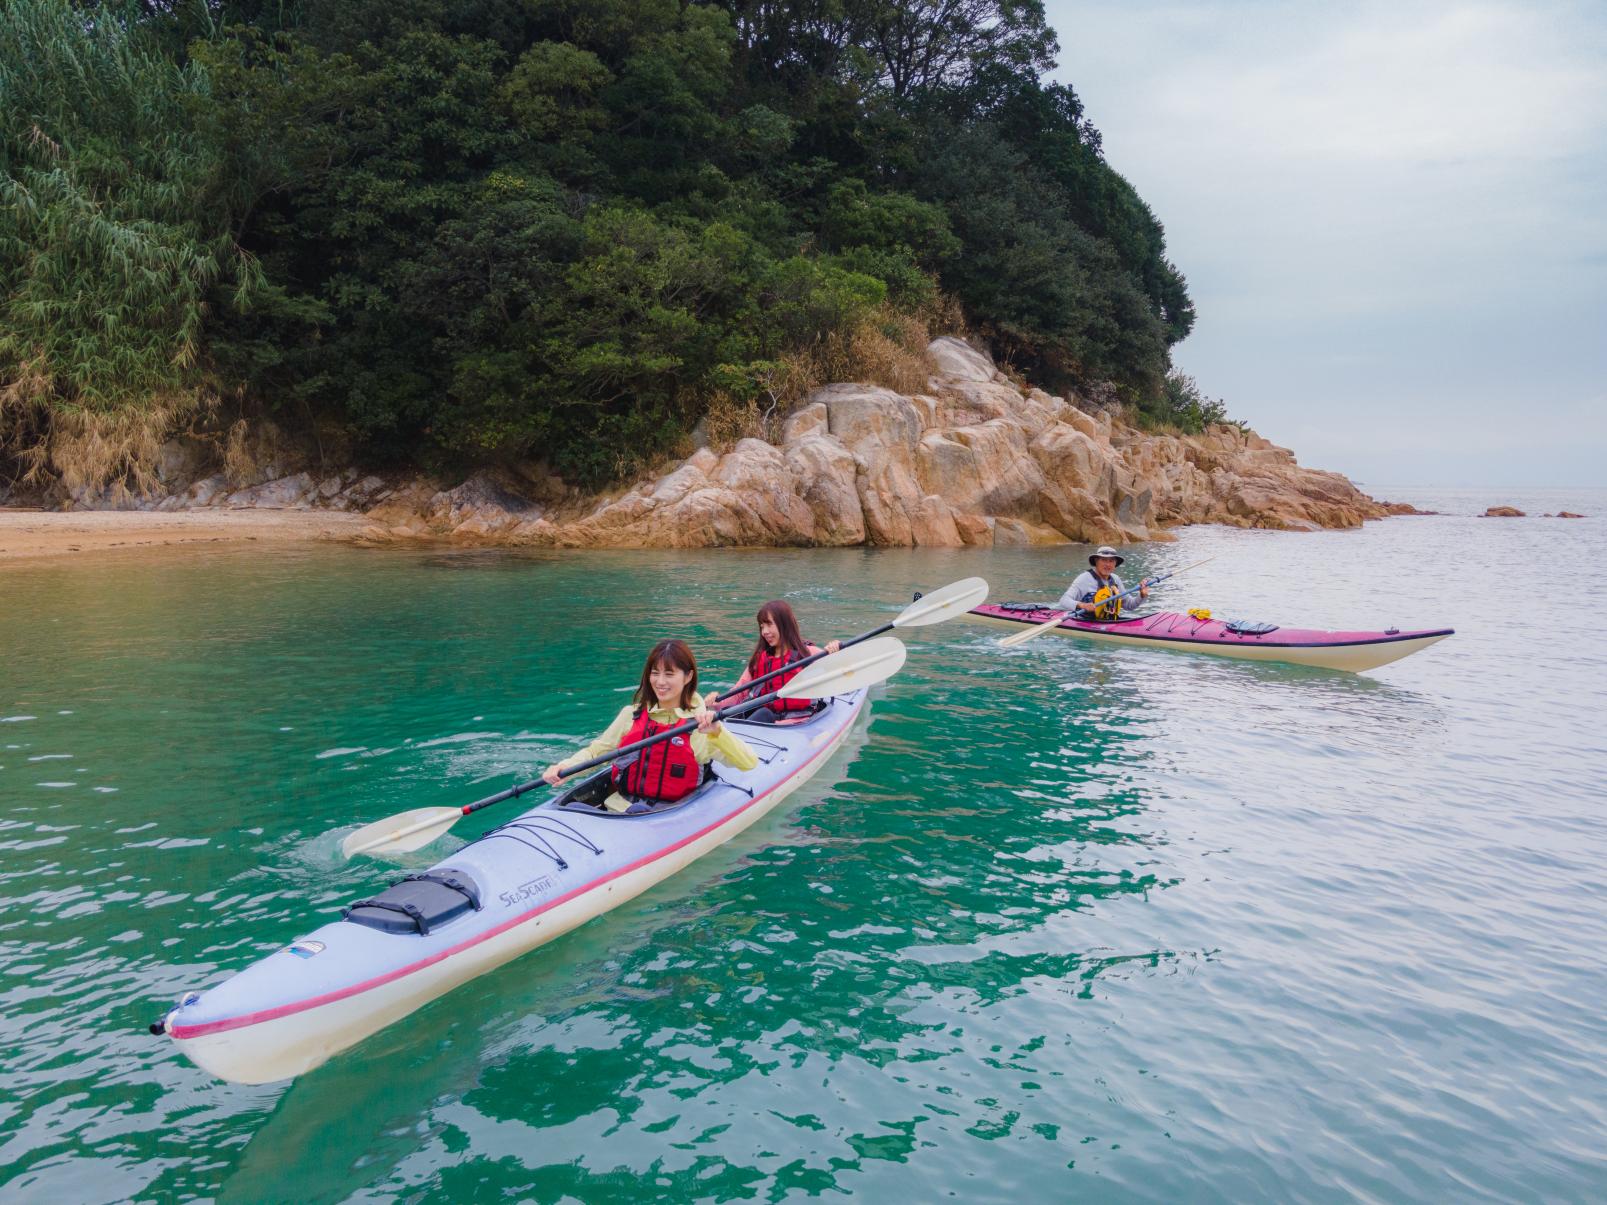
xmin=969 ymin=603 xmax=1453 ymax=672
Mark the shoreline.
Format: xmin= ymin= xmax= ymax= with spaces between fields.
xmin=0 ymin=508 xmax=370 ymax=562
xmin=0 ymin=504 xmax=1422 ymax=565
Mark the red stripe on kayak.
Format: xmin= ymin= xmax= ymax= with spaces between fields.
xmin=170 ymin=702 xmax=857 ymax=1042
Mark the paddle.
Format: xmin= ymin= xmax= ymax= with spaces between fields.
xmin=710 ymin=576 xmax=989 ymax=705
xmin=341 ymin=636 xmax=909 ymax=859
xmin=996 ymin=557 xmax=1216 ymax=648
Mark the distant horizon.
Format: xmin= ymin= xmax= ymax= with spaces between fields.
xmin=1048 ymin=0 xmax=1607 ymax=490
xmin=1349 ymin=482 xmax=1606 ymax=494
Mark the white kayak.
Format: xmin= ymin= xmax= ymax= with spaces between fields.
xmin=157 ymin=690 xmax=869 ymax=1084
xmin=970 ymin=603 xmax=1454 ymax=673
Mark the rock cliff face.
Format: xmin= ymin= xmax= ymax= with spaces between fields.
xmin=101 ymin=337 xmax=1397 ymax=547
xmin=355 ymin=337 xmax=1394 ymax=548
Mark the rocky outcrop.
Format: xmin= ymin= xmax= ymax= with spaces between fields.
xmin=94 ymin=336 xmax=1401 ymax=549
xmin=360 ymin=337 xmax=1391 ymax=548
xmin=1483 ymin=506 xmax=1526 ymax=517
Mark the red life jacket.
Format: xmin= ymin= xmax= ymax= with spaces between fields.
xmin=748 ymin=646 xmax=814 ymax=712
xmin=611 ymin=708 xmax=703 ymax=801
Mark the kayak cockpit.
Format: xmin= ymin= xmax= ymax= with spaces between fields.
xmin=727 ymin=696 xmax=840 ymax=727
xmin=992 ymin=601 xmax=1154 ymax=626
xmin=552 ymin=765 xmax=723 ymax=818
xmin=550 ymin=698 xmax=844 ymax=819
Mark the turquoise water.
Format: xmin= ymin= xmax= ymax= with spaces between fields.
xmin=3 ymin=487 xmax=1604 ymax=1202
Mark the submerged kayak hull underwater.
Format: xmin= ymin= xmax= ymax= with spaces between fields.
xmin=969 ymin=605 xmax=1453 ymax=672
xmin=161 ymin=691 xmax=867 ymax=1084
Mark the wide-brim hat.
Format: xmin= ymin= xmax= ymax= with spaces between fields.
xmin=1089 ymin=545 xmax=1124 ymax=567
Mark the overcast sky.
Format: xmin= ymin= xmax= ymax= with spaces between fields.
xmin=1046 ymin=0 xmax=1607 ymax=487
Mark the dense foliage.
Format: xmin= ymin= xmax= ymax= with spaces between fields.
xmin=1 ymin=0 xmax=1205 ymax=493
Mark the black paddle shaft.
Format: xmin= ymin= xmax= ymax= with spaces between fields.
xmin=459 ymin=685 xmax=798 ymax=818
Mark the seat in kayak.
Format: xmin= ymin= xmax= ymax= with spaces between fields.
xmin=994 ymin=601 xmax=1150 ymax=625
xmin=342 ymin=869 xmax=483 ymax=936
xmin=728 ymin=698 xmax=836 ymax=728
xmin=554 ymin=764 xmax=721 ymax=818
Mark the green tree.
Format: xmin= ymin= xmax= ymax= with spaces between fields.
xmin=0 ymin=0 xmax=261 ymax=493
xmin=2 ymin=0 xmax=1210 ymax=495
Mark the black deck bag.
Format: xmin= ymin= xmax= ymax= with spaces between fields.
xmin=1224 ymin=620 xmax=1280 ymax=635
xmin=342 ymin=869 xmax=483 ymax=936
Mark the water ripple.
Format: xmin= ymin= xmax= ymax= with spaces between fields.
xmin=1 ymin=498 xmax=1605 ymax=1200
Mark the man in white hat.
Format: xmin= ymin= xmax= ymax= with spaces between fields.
xmin=1055 ymin=546 xmax=1149 ymax=620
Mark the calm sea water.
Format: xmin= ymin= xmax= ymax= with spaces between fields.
xmin=2 ymin=487 xmax=1604 ymax=1203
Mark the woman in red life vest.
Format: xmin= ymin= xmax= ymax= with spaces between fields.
xmin=728 ymin=600 xmax=842 ymax=724
xmin=542 ymin=639 xmax=757 ymax=814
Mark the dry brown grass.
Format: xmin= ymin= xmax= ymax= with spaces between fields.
xmin=700 ymin=391 xmax=766 ymax=451
xmin=222 ymin=418 xmax=261 ymax=486
xmin=45 ymin=402 xmax=188 ymax=500
xmin=772 ymin=304 xmax=940 ymax=420
xmin=918 ymin=292 xmax=969 ymax=342
xmin=1 ymin=351 xmax=204 ymax=501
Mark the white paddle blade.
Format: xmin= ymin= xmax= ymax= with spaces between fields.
xmin=894 ymin=576 xmax=990 ymax=628
xmin=341 ymin=806 xmax=462 ymax=859
xmin=780 ymin=636 xmax=907 ymax=699
xmin=998 ymin=610 xmax=1068 ymax=648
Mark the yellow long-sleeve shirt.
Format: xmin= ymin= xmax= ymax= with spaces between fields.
xmin=550 ymin=693 xmax=759 ymax=778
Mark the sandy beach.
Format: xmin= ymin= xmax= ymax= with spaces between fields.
xmin=0 ymin=508 xmax=369 ymax=561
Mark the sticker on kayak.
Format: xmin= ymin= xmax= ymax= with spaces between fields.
xmin=499 ymin=874 xmax=555 ymax=908
xmin=287 ymin=940 xmax=326 ymax=959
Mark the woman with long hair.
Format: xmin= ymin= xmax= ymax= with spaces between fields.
xmin=727 ymin=600 xmax=842 ymax=724
xmin=543 ymin=639 xmax=757 ymax=813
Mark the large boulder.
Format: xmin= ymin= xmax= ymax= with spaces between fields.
xmin=854 ymin=446 xmax=922 ymax=546
xmin=927 ymin=336 xmax=996 ymax=383
xmin=993 ymin=517 xmax=1068 ymax=546
xmin=910 ymin=495 xmax=964 ymax=546
xmin=225 ymin=472 xmax=316 ymax=509
xmin=1037 ymin=485 xmax=1125 ymax=545
xmin=780 ymin=402 xmax=828 ymax=444
xmin=956 ymin=422 xmax=1045 ymax=516
xmin=1031 ymin=423 xmax=1118 ymax=499
xmin=710 ymin=439 xmax=819 ymax=542
xmin=930 ymin=379 xmax=1022 ymax=428
xmin=914 ymin=431 xmax=989 ymax=514
xmin=784 ymin=436 xmax=865 ymax=545
xmin=952 ymin=511 xmax=994 ymax=546
xmin=915 ymin=421 xmax=1045 ymax=519
xmin=814 ymin=384 xmax=923 ymax=453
